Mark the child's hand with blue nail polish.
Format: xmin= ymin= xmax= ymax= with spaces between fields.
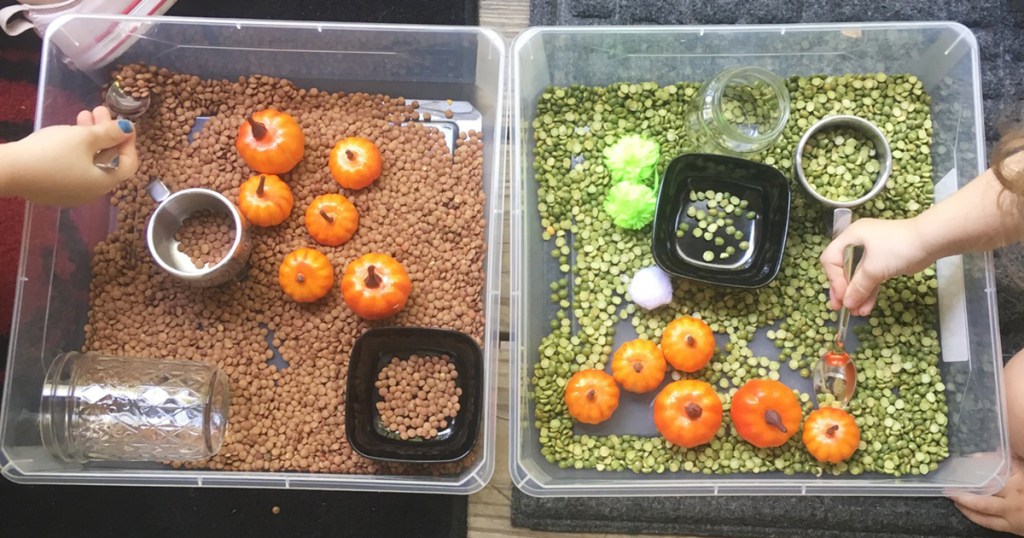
xmin=0 ymin=105 xmax=139 ymax=207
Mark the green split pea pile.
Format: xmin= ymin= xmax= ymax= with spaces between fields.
xmin=801 ymin=127 xmax=883 ymax=202
xmin=531 ymin=73 xmax=947 ymax=476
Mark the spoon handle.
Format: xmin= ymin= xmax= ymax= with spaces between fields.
xmin=831 ymin=208 xmax=854 ymax=349
xmin=835 ymin=244 xmax=855 ymax=347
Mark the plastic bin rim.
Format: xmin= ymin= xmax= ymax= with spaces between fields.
xmin=41 ymin=14 xmax=507 ymax=94
xmin=512 ymin=20 xmax=975 ymax=45
xmin=45 ymin=12 xmax=509 ymax=38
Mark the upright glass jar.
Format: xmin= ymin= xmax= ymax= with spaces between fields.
xmin=687 ymin=67 xmax=791 ymax=155
xmin=40 ymin=352 xmax=231 ymax=463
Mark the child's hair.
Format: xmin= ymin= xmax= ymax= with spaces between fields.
xmin=993 ymin=131 xmax=1024 ymax=194
xmin=993 ymin=102 xmax=1024 ymax=194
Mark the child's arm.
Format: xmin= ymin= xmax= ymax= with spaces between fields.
xmin=820 ymin=153 xmax=1024 ymax=316
xmin=0 ymin=106 xmax=138 ymax=207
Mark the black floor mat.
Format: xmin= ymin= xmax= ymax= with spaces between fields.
xmin=516 ymin=1 xmax=1024 ymax=537
xmin=0 ymin=479 xmax=467 ymax=538
xmin=512 ymin=491 xmax=1016 ymax=538
xmin=169 ymin=0 xmax=477 ymax=26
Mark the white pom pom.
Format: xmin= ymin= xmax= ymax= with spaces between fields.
xmin=628 ymin=266 xmax=673 ymax=311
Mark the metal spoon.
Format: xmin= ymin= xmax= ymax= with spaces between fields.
xmin=93 ymin=81 xmax=150 ymax=171
xmin=811 ymin=209 xmax=858 ymax=408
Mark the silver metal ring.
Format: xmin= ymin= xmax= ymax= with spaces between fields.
xmin=793 ymin=115 xmax=893 ymax=209
xmin=145 ymin=188 xmax=251 ymax=287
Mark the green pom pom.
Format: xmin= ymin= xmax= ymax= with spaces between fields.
xmin=604 ymin=182 xmax=657 ymax=230
xmin=603 ymin=134 xmax=660 ymax=185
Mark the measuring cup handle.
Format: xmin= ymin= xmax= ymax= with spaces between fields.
xmin=146 ymin=177 xmax=171 ymax=203
xmin=831 ymin=207 xmax=853 ymax=239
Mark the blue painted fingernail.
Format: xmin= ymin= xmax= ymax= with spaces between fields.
xmin=118 ymin=119 xmax=133 ymax=133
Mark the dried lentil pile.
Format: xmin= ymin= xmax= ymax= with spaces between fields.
xmin=84 ymin=64 xmax=487 ymax=475
xmin=174 ymin=210 xmax=233 ymax=268
xmin=375 ymin=354 xmax=462 ymax=441
xmin=532 ymin=74 xmax=947 ymax=476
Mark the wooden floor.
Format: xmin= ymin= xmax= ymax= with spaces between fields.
xmin=468 ymin=3 xmax=704 ymax=537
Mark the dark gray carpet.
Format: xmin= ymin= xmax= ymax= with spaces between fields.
xmin=517 ymin=1 xmax=1024 ymax=537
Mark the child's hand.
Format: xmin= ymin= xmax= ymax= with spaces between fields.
xmin=819 ymin=217 xmax=932 ymax=316
xmin=951 ymin=458 xmax=1024 ymax=534
xmin=0 ymin=106 xmax=138 ymax=207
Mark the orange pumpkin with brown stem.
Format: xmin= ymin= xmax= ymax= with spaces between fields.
xmin=341 ymin=253 xmax=411 ymax=320
xmin=236 ymin=109 xmax=304 ymax=174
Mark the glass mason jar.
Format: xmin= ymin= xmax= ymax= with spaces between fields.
xmin=40 ymin=352 xmax=231 ymax=463
xmin=687 ymin=67 xmax=791 ymax=155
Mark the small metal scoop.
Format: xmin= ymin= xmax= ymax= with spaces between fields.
xmin=94 ymin=81 xmax=151 ymax=171
xmin=145 ymin=178 xmax=252 ymax=287
xmin=794 ymin=115 xmax=892 ymax=408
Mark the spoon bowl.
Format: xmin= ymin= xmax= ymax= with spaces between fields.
xmin=104 ymin=80 xmax=151 ymax=119
xmin=94 ymin=81 xmax=152 ymax=171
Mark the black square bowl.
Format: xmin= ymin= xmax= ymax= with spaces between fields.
xmin=345 ymin=327 xmax=483 ymax=463
xmin=652 ymin=153 xmax=791 ymax=288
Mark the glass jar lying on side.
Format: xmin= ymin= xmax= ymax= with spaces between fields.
xmin=40 ymin=352 xmax=231 ymax=463
xmin=687 ymin=66 xmax=791 ymax=155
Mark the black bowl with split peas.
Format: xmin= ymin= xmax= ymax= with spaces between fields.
xmin=346 ymin=327 xmax=483 ymax=463
xmin=652 ymin=153 xmax=791 ymax=288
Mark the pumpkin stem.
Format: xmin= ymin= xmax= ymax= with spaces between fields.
xmin=364 ymin=265 xmax=383 ymax=288
xmin=257 ymin=175 xmax=266 ymax=196
xmin=632 ymin=361 xmax=643 ymax=373
xmin=585 ymin=388 xmax=596 ymax=401
xmin=684 ymin=402 xmax=703 ymax=420
xmin=826 ymin=424 xmax=839 ymax=438
xmin=685 ymin=334 xmax=696 ymax=347
xmin=320 ymin=209 xmax=335 ymax=223
xmin=247 ymin=116 xmax=268 ymax=140
xmin=764 ymin=409 xmax=787 ymax=433
xmin=345 ymin=149 xmax=357 ymax=161
xmin=296 ymin=273 xmax=306 ymax=284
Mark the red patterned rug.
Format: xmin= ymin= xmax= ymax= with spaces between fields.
xmin=0 ymin=30 xmax=38 ymax=338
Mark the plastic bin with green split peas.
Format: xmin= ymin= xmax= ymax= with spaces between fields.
xmin=0 ymin=15 xmax=506 ymax=494
xmin=510 ymin=23 xmax=1009 ymax=496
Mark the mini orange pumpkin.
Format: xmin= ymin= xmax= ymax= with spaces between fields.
xmin=236 ymin=109 xmax=305 ymax=174
xmin=611 ymin=339 xmax=666 ymax=393
xmin=341 ymin=253 xmax=411 ymax=320
xmin=305 ymin=194 xmax=359 ymax=246
xmin=278 ymin=248 xmax=334 ymax=303
xmin=653 ymin=380 xmax=722 ymax=448
xmin=330 ymin=137 xmax=383 ymax=190
xmin=730 ymin=379 xmax=803 ymax=448
xmin=802 ymin=407 xmax=861 ymax=463
xmin=564 ymin=369 xmax=619 ymax=425
xmin=660 ymin=316 xmax=715 ymax=372
xmin=238 ymin=174 xmax=294 ymax=227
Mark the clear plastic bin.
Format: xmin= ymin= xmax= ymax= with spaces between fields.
xmin=510 ymin=23 xmax=1010 ymax=496
xmin=0 ymin=15 xmax=506 ymax=494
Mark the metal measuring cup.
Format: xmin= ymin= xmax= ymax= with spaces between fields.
xmin=793 ymin=115 xmax=892 ymax=407
xmin=145 ymin=178 xmax=252 ymax=287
